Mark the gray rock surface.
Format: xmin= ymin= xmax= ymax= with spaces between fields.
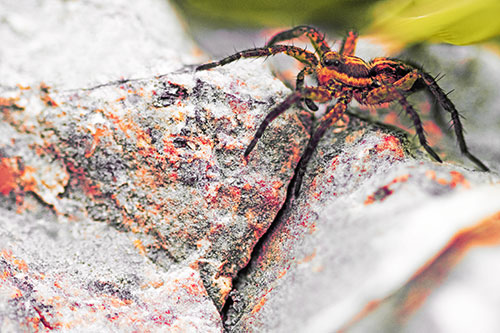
xmin=0 ymin=0 xmax=200 ymax=89
xmin=0 ymin=209 xmax=223 ymax=332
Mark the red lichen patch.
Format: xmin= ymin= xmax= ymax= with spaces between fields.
xmin=0 ymin=157 xmax=18 ymax=195
xmin=246 ymin=180 xmax=285 ymax=235
xmin=64 ymin=160 xmax=103 ymax=199
xmin=210 ymin=185 xmax=242 ymax=211
xmin=342 ymin=210 xmax=500 ymax=330
xmin=365 ymin=174 xmax=410 ymax=205
xmin=373 ymin=134 xmax=405 ymax=159
xmin=228 ymin=98 xmax=250 ymax=116
xmin=426 ymin=170 xmax=470 ymax=189
xmin=0 ymin=157 xmax=39 ymax=210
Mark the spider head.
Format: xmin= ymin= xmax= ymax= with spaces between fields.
xmin=318 ymin=52 xmax=371 ymax=88
xmin=322 ymin=52 xmax=343 ymax=68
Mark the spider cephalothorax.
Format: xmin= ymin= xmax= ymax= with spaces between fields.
xmin=196 ymin=26 xmax=489 ymax=195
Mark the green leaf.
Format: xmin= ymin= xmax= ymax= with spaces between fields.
xmin=368 ymin=0 xmax=500 ymax=46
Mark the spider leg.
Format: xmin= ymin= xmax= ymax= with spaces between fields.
xmin=363 ymin=78 xmax=442 ymax=163
xmin=393 ymin=89 xmax=443 ymax=163
xmin=424 ymin=89 xmax=448 ymax=130
xmin=266 ymin=25 xmax=331 ymax=57
xmin=419 ymin=71 xmax=489 ymax=171
xmin=245 ymin=86 xmax=332 ymax=158
xmin=296 ymin=67 xmax=319 ymax=111
xmin=196 ymin=45 xmax=318 ymax=71
xmin=294 ymin=92 xmax=353 ymax=196
xmin=339 ymin=31 xmax=359 ymax=56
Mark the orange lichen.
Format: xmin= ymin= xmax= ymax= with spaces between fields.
xmin=16 ymin=84 xmax=31 ymax=90
xmin=0 ymin=96 xmax=20 ymax=108
xmin=251 ymin=293 xmax=270 ymax=315
xmin=448 ymin=170 xmax=470 ymax=189
xmin=39 ymin=83 xmax=59 ymax=107
xmin=0 ymin=157 xmax=40 ymax=211
xmin=426 ymin=170 xmax=470 ymax=189
xmin=163 ymin=140 xmax=181 ymax=164
xmin=279 ymin=136 xmax=304 ymax=174
xmin=64 ymin=160 xmax=103 ymax=199
xmin=85 ymin=126 xmax=109 ymax=158
xmin=375 ymin=135 xmax=405 ymax=159
xmin=277 ymin=268 xmax=288 ymax=279
xmin=133 ymin=239 xmax=147 ymax=256
xmin=13 ymin=258 xmax=28 ymax=273
xmin=0 ymin=157 xmax=17 ymax=195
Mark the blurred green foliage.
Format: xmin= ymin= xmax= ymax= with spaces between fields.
xmin=172 ymin=0 xmax=377 ymax=31
xmin=173 ymin=0 xmax=500 ymax=47
xmin=369 ymin=0 xmax=500 ymax=46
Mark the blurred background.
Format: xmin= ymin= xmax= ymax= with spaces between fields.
xmin=172 ymin=0 xmax=500 ymax=56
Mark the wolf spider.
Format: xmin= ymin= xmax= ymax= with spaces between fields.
xmin=196 ymin=26 xmax=489 ymax=196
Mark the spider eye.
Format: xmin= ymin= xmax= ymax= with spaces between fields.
xmin=324 ymin=59 xmax=341 ymax=67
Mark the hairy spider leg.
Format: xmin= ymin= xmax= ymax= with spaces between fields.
xmin=266 ymin=25 xmax=331 ymax=57
xmin=362 ymin=70 xmax=443 ymax=163
xmin=196 ymin=45 xmax=318 ymax=71
xmin=296 ymin=67 xmax=319 ymax=111
xmin=368 ymin=58 xmax=489 ymax=170
xmin=244 ymin=87 xmax=332 ymax=158
xmin=294 ymin=92 xmax=353 ymax=196
xmin=420 ymin=71 xmax=489 ymax=171
xmin=393 ymin=89 xmax=443 ymax=163
xmin=339 ymin=31 xmax=359 ymax=56
xmin=265 ymin=26 xmax=330 ymax=111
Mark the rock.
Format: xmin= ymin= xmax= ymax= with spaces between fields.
xmin=0 ymin=0 xmax=201 ymax=88
xmin=2 ymin=0 xmax=500 ymax=331
xmin=0 ymin=209 xmax=223 ymax=332
xmin=0 ymin=58 xmax=307 ymax=314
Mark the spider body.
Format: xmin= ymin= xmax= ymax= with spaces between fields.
xmin=196 ymin=26 xmax=489 ymax=195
